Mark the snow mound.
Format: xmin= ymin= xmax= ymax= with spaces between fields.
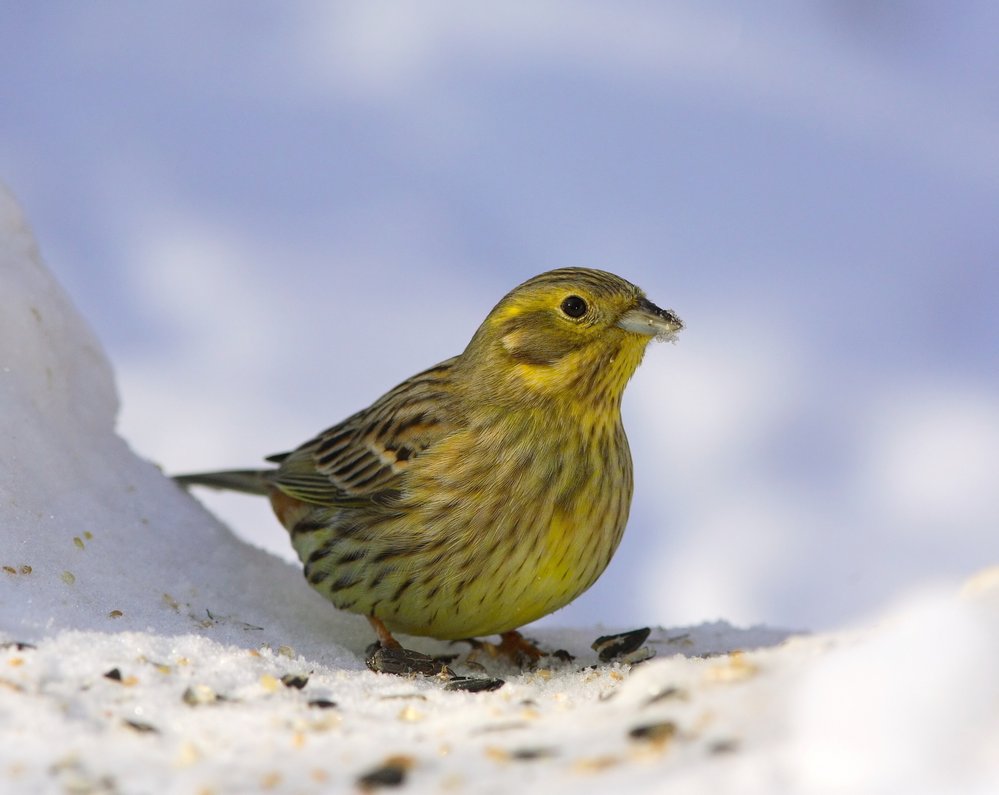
xmin=2 ymin=184 xmax=998 ymax=793
xmin=0 ymin=184 xmax=368 ymax=664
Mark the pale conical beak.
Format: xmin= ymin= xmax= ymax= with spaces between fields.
xmin=617 ymin=296 xmax=683 ymax=342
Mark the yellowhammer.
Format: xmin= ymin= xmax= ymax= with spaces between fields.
xmin=177 ymin=268 xmax=682 ymax=667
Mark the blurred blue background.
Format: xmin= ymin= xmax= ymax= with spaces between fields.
xmin=3 ymin=2 xmax=997 ymax=632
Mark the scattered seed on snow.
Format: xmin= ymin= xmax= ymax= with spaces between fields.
xmin=708 ymin=738 xmax=740 ymax=755
xmin=182 ymin=685 xmax=219 ymax=705
xmin=366 ymin=644 xmax=453 ymax=677
xmin=1 ymin=641 xmax=35 ymax=651
xmin=573 ymin=754 xmax=621 ymax=773
xmin=102 ymin=669 xmax=139 ymax=686
xmin=643 ymin=686 xmax=687 ymax=706
xmin=628 ymin=721 xmax=678 ymax=745
xmin=280 ymin=673 xmax=309 ymax=689
xmin=175 ymin=743 xmax=200 ymax=767
xmin=471 ymin=721 xmax=529 ymax=734
xmin=617 ymin=647 xmax=656 ymax=665
xmin=444 ymin=676 xmax=505 ymax=693
xmin=123 ymin=719 xmax=158 ymax=734
xmin=591 ymin=627 xmax=651 ymax=662
xmin=397 ymin=704 xmax=424 ymax=722
xmin=706 ymin=651 xmax=758 ymax=683
xmin=356 ymin=755 xmax=414 ymax=791
xmin=511 ymin=747 xmax=558 ymax=761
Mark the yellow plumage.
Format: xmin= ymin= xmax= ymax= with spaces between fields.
xmin=177 ymin=267 xmax=682 ymax=650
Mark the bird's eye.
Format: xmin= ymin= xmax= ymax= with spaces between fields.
xmin=560 ymin=295 xmax=588 ymax=319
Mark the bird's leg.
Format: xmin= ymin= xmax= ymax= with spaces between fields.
xmin=367 ymin=616 xmax=402 ymax=649
xmin=364 ymin=616 xmax=452 ymax=677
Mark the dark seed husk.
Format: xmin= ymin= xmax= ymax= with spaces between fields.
xmin=280 ymin=673 xmax=309 ymax=689
xmin=511 ymin=747 xmax=557 ymax=761
xmin=365 ymin=643 xmax=453 ymax=677
xmin=643 ymin=686 xmax=687 ymax=706
xmin=591 ymin=627 xmax=651 ymax=662
xmin=619 ymin=647 xmax=656 ymax=665
xmin=708 ymin=738 xmax=740 ymax=755
xmin=123 ymin=719 xmax=159 ymax=734
xmin=444 ymin=676 xmax=505 ymax=693
xmin=356 ymin=758 xmax=411 ymax=790
xmin=1 ymin=641 xmax=36 ymax=651
xmin=628 ymin=721 xmax=677 ymax=743
xmin=182 ymin=685 xmax=220 ymax=705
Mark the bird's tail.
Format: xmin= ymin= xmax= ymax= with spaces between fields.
xmin=173 ymin=469 xmax=274 ymax=496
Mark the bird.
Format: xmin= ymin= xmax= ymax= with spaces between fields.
xmin=176 ymin=267 xmax=682 ymax=669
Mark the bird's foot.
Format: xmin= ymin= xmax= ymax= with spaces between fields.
xmin=363 ymin=616 xmax=504 ymax=690
xmin=495 ymin=630 xmax=546 ymax=666
xmin=364 ymin=615 xmax=452 ymax=677
xmin=463 ymin=630 xmax=571 ymax=670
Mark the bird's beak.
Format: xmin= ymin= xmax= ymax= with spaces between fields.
xmin=617 ymin=296 xmax=684 ymax=342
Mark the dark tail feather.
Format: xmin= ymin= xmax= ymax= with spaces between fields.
xmin=173 ymin=469 xmax=274 ymax=496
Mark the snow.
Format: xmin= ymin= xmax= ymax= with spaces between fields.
xmin=2 ymin=184 xmax=998 ymax=793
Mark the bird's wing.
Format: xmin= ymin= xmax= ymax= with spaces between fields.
xmin=269 ymin=358 xmax=461 ymax=505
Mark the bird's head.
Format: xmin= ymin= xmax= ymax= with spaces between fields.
xmin=461 ymin=268 xmax=682 ymax=407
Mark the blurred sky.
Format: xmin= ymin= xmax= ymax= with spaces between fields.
xmin=3 ymin=1 xmax=997 ymax=632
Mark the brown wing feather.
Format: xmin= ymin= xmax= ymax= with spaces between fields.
xmin=269 ymin=357 xmax=460 ymax=505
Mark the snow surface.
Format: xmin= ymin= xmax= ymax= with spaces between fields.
xmin=2 ymin=184 xmax=998 ymax=793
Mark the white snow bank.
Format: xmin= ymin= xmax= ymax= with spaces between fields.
xmin=0 ymin=183 xmax=369 ymax=664
xmin=2 ymin=184 xmax=998 ymax=793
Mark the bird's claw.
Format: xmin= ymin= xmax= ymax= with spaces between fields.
xmin=460 ymin=630 xmax=563 ymax=670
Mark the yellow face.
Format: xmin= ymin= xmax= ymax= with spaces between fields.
xmin=463 ymin=268 xmax=682 ymax=405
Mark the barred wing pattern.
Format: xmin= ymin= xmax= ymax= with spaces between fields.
xmin=268 ymin=358 xmax=460 ymax=505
